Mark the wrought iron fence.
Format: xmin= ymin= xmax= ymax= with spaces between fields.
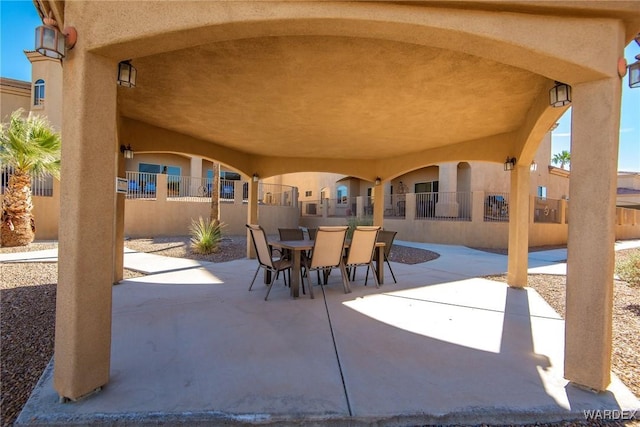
xmin=384 ymin=194 xmax=406 ymax=218
xmin=328 ymin=196 xmax=357 ymax=217
xmin=484 ymin=192 xmax=509 ymax=222
xmin=125 ymin=172 xmax=293 ymax=206
xmin=259 ymin=182 xmax=294 ymax=206
xmin=1 ymin=165 xmax=54 ymax=197
xmin=301 ymin=200 xmax=322 ymax=216
xmin=125 ymin=171 xmax=159 ymax=199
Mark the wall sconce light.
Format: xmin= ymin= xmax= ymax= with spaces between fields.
xmin=629 ymin=35 xmax=640 ymax=89
xmin=35 ymin=11 xmax=77 ymax=59
xmin=530 ymin=160 xmax=538 ymax=172
xmin=252 ymin=173 xmax=259 ymax=182
xmin=375 ymin=177 xmax=381 ymax=186
xmin=549 ymin=81 xmax=571 ymax=107
xmin=120 ymin=144 xmax=134 ymax=159
xmin=117 ymin=60 xmax=137 ymax=88
xmin=504 ymin=156 xmax=516 ymax=171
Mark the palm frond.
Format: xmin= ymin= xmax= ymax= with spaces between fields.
xmin=0 ymin=109 xmax=61 ymax=178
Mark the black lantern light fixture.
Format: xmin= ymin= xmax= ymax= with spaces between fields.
xmin=120 ymin=144 xmax=134 ymax=159
xmin=375 ymin=177 xmax=381 ymax=186
xmin=504 ymin=157 xmax=516 ymax=171
xmin=35 ymin=11 xmax=77 ymax=59
xmin=549 ymin=81 xmax=572 ymax=107
xmin=628 ymin=34 xmax=640 ymax=89
xmin=117 ymin=60 xmax=137 ymax=88
xmin=252 ymin=173 xmax=259 ymax=182
xmin=530 ymin=160 xmax=538 ymax=172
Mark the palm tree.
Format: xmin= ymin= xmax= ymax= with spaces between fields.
xmin=0 ymin=109 xmax=61 ymax=247
xmin=552 ymin=150 xmax=571 ymax=169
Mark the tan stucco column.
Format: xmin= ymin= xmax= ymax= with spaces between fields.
xmin=436 ymin=162 xmax=459 ymax=217
xmin=564 ymin=77 xmax=621 ymax=391
xmin=247 ymin=179 xmax=258 ymax=258
xmin=114 ymin=140 xmax=125 ymax=284
xmin=373 ymin=181 xmax=385 ymax=226
xmin=54 ymin=51 xmax=118 ymax=400
xmin=507 ymin=164 xmax=529 ymax=287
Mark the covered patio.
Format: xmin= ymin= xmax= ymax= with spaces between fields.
xmin=36 ymin=0 xmax=640 ymax=405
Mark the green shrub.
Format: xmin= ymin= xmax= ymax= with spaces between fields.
xmin=615 ymin=249 xmax=640 ymax=287
xmin=346 ymin=215 xmax=373 ymax=239
xmin=189 ymin=217 xmax=225 ymax=254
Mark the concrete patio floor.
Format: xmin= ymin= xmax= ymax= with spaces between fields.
xmin=15 ymin=242 xmax=640 ymax=426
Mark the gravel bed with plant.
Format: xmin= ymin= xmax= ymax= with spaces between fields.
xmin=1 ymin=239 xmax=638 ymax=427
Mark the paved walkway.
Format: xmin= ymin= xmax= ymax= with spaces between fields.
xmin=8 ymin=240 xmax=640 ymax=426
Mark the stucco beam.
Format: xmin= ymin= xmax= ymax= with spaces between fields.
xmin=513 ymin=82 xmax=569 ymax=165
xmin=69 ymin=1 xmax=626 ymax=82
xmin=375 ymin=132 xmax=514 ymax=180
xmin=119 ymin=118 xmax=252 ymax=175
xmin=250 ymin=156 xmax=377 ymax=182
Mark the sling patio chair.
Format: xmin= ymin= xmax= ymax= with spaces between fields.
xmin=302 ymin=226 xmax=349 ymax=299
xmin=246 ymin=224 xmax=293 ymax=301
xmin=344 ymin=226 xmax=381 ymax=288
xmin=371 ymin=230 xmax=398 ymax=284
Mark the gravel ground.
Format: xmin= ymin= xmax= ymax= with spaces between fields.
xmin=1 ymin=239 xmax=638 ymax=426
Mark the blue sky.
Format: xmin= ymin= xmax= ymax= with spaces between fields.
xmin=2 ymin=0 xmax=639 ymax=171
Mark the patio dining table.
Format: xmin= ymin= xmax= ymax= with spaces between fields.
xmin=268 ymin=239 xmax=385 ymax=298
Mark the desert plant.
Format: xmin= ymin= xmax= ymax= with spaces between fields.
xmin=0 ymin=109 xmax=61 ymax=247
xmin=346 ymin=215 xmax=373 ymax=239
xmin=615 ymin=249 xmax=640 ymax=287
xmin=189 ymin=216 xmax=225 ymax=254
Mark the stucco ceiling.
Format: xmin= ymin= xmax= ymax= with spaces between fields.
xmin=118 ymin=35 xmax=547 ymax=160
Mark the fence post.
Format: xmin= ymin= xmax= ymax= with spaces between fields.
xmin=156 ymin=173 xmax=167 ymax=202
xmin=529 ymin=195 xmax=535 ymax=224
xmin=560 ymin=198 xmax=567 ymax=224
xmin=471 ymin=191 xmax=485 ymax=223
xmin=405 ymin=193 xmax=416 ymax=221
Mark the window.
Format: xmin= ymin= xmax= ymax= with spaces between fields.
xmin=139 ymin=163 xmax=161 ymax=174
xmin=34 ymin=79 xmax=45 ymax=106
xmin=415 ymin=181 xmax=439 ymax=193
xmin=305 ymin=191 xmax=312 ymax=197
xmin=538 ymin=186 xmax=547 ymax=199
xmin=336 ymin=185 xmax=348 ymax=204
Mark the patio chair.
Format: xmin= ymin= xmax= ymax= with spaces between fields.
xmin=344 ymin=226 xmax=381 ymax=288
xmin=246 ymin=224 xmax=293 ymax=300
xmin=307 ymin=228 xmax=317 ymax=240
xmin=278 ymin=228 xmax=304 ymax=241
xmin=370 ymin=230 xmax=398 ymax=284
xmin=302 ymin=226 xmax=349 ymax=298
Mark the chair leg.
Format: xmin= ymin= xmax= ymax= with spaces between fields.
xmin=368 ymin=261 xmax=380 ymax=288
xmin=339 ymin=263 xmax=351 ymax=294
xmin=249 ymin=266 xmax=261 ymax=291
xmin=364 ymin=265 xmax=369 ymax=286
xmin=265 ymin=270 xmax=278 ymax=301
xmin=306 ymin=269 xmax=314 ymax=299
xmin=385 ymin=256 xmax=397 ymax=283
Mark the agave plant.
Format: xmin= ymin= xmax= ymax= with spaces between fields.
xmin=189 ymin=216 xmax=226 ymax=254
xmin=0 ymin=109 xmax=61 ymax=247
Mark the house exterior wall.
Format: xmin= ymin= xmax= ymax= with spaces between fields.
xmin=26 ymin=51 xmax=63 ymax=131
xmin=0 ymin=78 xmax=30 ymax=119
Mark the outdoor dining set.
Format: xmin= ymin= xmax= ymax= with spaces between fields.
xmin=246 ymin=224 xmax=398 ymax=300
